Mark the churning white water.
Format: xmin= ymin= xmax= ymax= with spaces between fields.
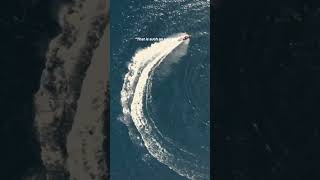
xmin=120 ymin=33 xmax=209 ymax=180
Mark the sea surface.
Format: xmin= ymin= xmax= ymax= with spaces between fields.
xmin=110 ymin=0 xmax=210 ymax=179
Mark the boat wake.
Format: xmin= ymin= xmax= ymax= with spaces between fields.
xmin=120 ymin=33 xmax=209 ymax=180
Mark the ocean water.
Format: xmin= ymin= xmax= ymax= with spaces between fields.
xmin=110 ymin=0 xmax=210 ymax=179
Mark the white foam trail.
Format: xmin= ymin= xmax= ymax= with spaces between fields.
xmin=121 ymin=33 xmax=209 ymax=180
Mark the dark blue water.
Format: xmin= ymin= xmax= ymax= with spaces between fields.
xmin=111 ymin=0 xmax=210 ymax=179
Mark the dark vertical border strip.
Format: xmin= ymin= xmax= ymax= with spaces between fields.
xmin=212 ymin=0 xmax=280 ymax=179
xmin=212 ymin=0 xmax=244 ymax=178
xmin=210 ymin=0 xmax=214 ymax=180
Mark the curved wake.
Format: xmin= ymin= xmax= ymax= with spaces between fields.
xmin=120 ymin=33 xmax=209 ymax=180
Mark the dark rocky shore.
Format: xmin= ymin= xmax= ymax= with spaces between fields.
xmin=0 ymin=1 xmax=109 ymax=180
